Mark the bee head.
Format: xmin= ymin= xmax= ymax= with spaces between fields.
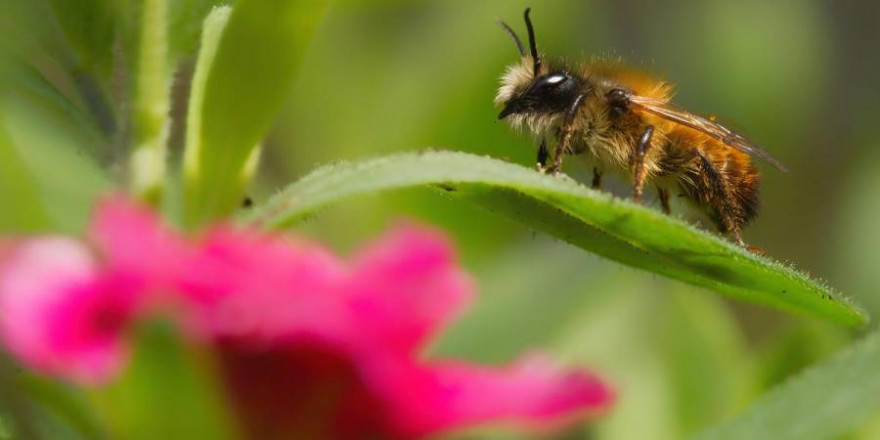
xmin=498 ymin=71 xmax=581 ymax=119
xmin=495 ymin=9 xmax=583 ymax=122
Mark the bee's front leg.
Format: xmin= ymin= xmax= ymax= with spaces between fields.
xmin=548 ymin=94 xmax=587 ymax=174
xmin=632 ymin=125 xmax=655 ymax=203
xmin=592 ymin=168 xmax=603 ymax=189
xmin=536 ymin=138 xmax=549 ymax=173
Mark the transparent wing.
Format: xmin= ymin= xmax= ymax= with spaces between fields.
xmin=628 ymin=95 xmax=788 ymax=172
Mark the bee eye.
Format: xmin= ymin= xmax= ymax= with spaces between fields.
xmin=541 ymin=73 xmax=568 ymax=88
xmin=545 ymin=74 xmax=566 ymax=85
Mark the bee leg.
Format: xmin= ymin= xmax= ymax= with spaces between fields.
xmin=632 ymin=125 xmax=655 ymax=203
xmin=536 ymin=138 xmax=549 ymax=172
xmin=731 ymin=232 xmax=746 ymax=247
xmin=549 ymin=94 xmax=587 ymax=174
xmin=733 ymin=231 xmax=767 ymax=256
xmin=657 ymin=187 xmax=671 ymax=214
xmin=591 ymin=167 xmax=603 ymax=189
xmin=698 ymin=152 xmax=750 ymax=249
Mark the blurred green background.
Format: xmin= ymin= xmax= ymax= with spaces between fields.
xmin=2 ymin=0 xmax=880 ymax=439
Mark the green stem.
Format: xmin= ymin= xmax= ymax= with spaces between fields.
xmin=129 ymin=0 xmax=170 ymax=204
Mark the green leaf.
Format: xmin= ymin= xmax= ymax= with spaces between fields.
xmin=17 ymin=375 xmax=109 ymax=440
xmin=0 ymin=55 xmax=97 ymax=141
xmin=181 ymin=5 xmax=231 ymax=220
xmin=1 ymin=94 xmax=109 ymax=234
xmin=248 ymin=151 xmax=865 ymax=326
xmin=46 ymin=0 xmax=117 ymax=77
xmin=0 ymin=353 xmax=43 ymax=440
xmin=168 ymin=0 xmax=224 ymax=59
xmin=0 ymin=118 xmax=51 ymax=232
xmin=688 ymin=331 xmax=880 ymax=440
xmin=183 ymin=0 xmax=328 ymax=226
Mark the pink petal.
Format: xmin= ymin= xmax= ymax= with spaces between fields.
xmin=0 ymin=238 xmax=134 ymax=384
xmin=175 ymin=227 xmax=347 ymax=341
xmin=172 ymin=220 xmax=614 ymax=439
xmin=370 ymin=354 xmax=614 ymax=438
xmin=89 ymin=195 xmax=186 ymax=294
xmin=345 ymin=223 xmax=473 ymax=354
xmin=217 ymin=337 xmax=397 ymax=440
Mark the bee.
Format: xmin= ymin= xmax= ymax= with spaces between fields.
xmin=495 ymin=9 xmax=787 ymax=248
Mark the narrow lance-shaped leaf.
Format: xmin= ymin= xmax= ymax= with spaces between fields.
xmin=688 ymin=330 xmax=880 ymax=440
xmin=247 ymin=151 xmax=866 ymax=327
xmin=183 ymin=0 xmax=328 ymax=227
xmin=182 ymin=5 xmax=230 ymax=215
xmin=169 ymin=0 xmax=225 ymax=59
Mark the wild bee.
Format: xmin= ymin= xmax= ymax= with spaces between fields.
xmin=495 ymin=9 xmax=787 ymax=247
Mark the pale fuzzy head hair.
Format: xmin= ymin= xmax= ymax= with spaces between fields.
xmin=495 ymin=10 xmax=563 ymax=136
xmin=495 ymin=58 xmax=562 ymax=135
xmin=494 ymin=57 xmax=534 ymax=107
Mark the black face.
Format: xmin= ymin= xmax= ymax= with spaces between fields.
xmin=498 ymin=72 xmax=581 ymax=120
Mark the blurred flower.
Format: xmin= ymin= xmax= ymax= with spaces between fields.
xmin=0 ymin=237 xmax=136 ymax=384
xmin=0 ymin=196 xmax=614 ymax=439
xmin=0 ymin=196 xmax=180 ymax=383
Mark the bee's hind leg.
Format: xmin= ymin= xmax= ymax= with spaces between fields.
xmin=732 ymin=231 xmax=766 ymax=255
xmin=657 ymin=187 xmax=671 ymax=215
xmin=632 ymin=125 xmax=655 ymax=203
xmin=696 ymin=152 xmax=764 ymax=255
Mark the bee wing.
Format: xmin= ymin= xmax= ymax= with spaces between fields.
xmin=628 ymin=95 xmax=788 ymax=172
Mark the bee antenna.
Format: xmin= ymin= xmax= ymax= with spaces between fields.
xmin=524 ymin=8 xmax=541 ymax=76
xmin=497 ymin=19 xmax=526 ymax=57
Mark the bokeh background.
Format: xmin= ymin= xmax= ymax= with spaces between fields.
xmin=2 ymin=0 xmax=880 ymax=439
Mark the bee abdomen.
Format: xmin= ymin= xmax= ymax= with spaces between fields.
xmin=663 ymin=138 xmax=760 ymax=235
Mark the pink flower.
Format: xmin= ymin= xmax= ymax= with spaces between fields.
xmin=0 ymin=238 xmax=135 ymax=384
xmin=0 ymin=196 xmax=179 ymax=383
xmin=90 ymin=194 xmax=187 ymax=296
xmin=196 ymin=224 xmax=614 ymax=439
xmin=0 ymin=196 xmax=615 ymax=439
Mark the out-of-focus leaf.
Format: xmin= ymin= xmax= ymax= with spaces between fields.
xmin=689 ymin=331 xmax=880 ymax=440
xmin=853 ymin=415 xmax=880 ymax=440
xmin=557 ymin=285 xmax=753 ymax=440
xmin=46 ymin=0 xmax=117 ymax=77
xmin=432 ymin=240 xmax=630 ymax=363
xmin=91 ymin=323 xmax=236 ymax=440
xmin=657 ymin=289 xmax=755 ymax=436
xmin=0 ymin=56 xmax=95 ymax=140
xmin=0 ymin=119 xmax=51 ymax=232
xmin=755 ymin=321 xmax=849 ymax=391
xmin=834 ymin=148 xmax=880 ymax=322
xmin=23 ymin=0 xmax=119 ymax=137
xmin=181 ymin=5 xmax=230 ymax=219
xmin=2 ymin=95 xmax=109 ymax=233
xmin=248 ymin=151 xmax=866 ymax=326
xmin=169 ymin=0 xmax=224 ymax=58
xmin=0 ymin=353 xmax=42 ymax=440
xmin=17 ymin=375 xmax=108 ymax=440
xmin=183 ymin=0 xmax=329 ymax=226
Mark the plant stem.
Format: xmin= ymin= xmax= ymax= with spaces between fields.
xmin=129 ymin=0 xmax=170 ymax=204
